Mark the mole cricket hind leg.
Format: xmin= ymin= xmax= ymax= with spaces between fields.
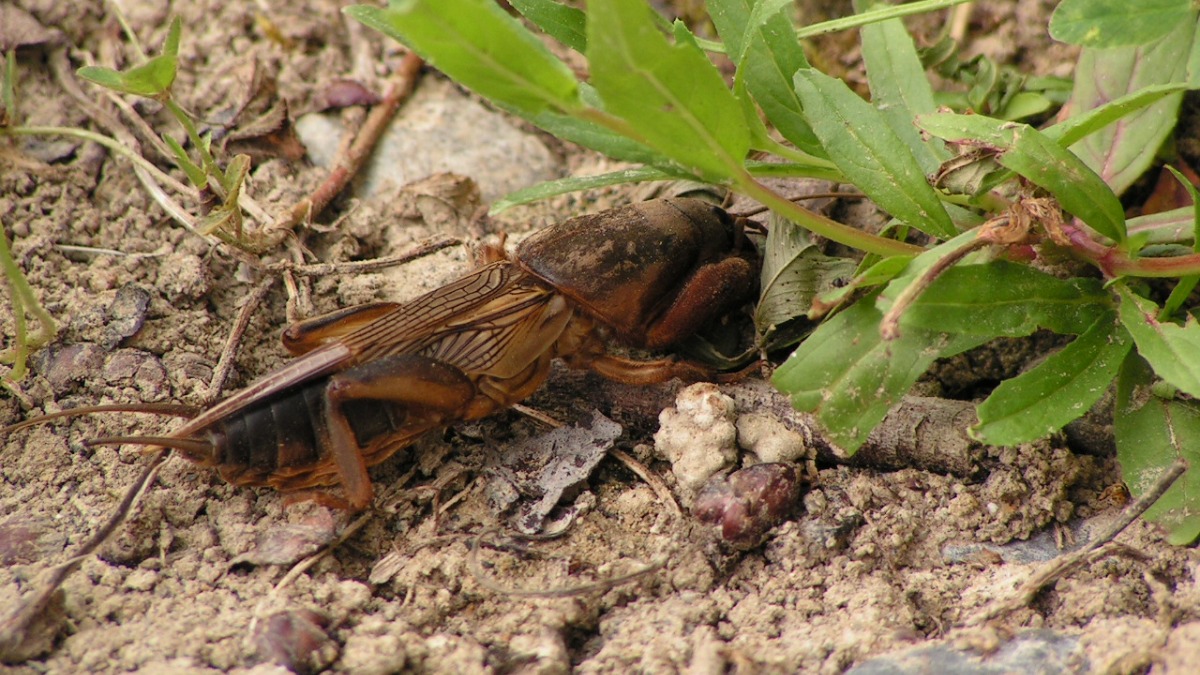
xmin=319 ymin=354 xmax=478 ymax=510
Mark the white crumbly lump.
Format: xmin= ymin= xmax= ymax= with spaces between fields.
xmin=653 ymin=383 xmax=739 ymax=504
xmin=736 ymin=412 xmax=809 ymax=465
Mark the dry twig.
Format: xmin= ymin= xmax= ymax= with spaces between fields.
xmin=610 ymin=448 xmax=682 ymax=518
xmin=260 ymin=52 xmax=424 ymax=249
xmin=466 ymin=527 xmax=668 ymax=599
xmin=268 ymin=234 xmax=461 ymax=278
xmin=204 ymin=276 xmax=276 ymax=404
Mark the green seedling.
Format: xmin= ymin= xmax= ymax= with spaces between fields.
xmin=77 ymin=18 xmax=213 ymax=190
xmin=0 ymin=13 xmax=273 ymax=384
xmin=0 ymin=51 xmax=56 ymax=387
xmin=75 ymin=17 xmax=252 ymax=247
xmin=3 ymin=14 xmax=258 ymax=249
xmin=0 ymin=221 xmax=57 ymax=389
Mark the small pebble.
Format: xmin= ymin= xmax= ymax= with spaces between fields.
xmin=692 ymin=463 xmax=802 ymax=550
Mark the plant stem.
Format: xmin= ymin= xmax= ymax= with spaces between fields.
xmin=3 ymin=125 xmax=184 ymax=193
xmin=750 ymin=141 xmax=839 ymax=175
xmin=1161 ymin=276 xmax=1200 ymax=318
xmin=880 ymin=234 xmax=987 ymax=340
xmin=1060 ymin=222 xmax=1200 ymax=278
xmin=797 ymin=0 xmax=975 ymax=39
xmin=0 ymin=221 xmax=57 ymax=381
xmin=162 ymin=97 xmax=221 ymax=192
xmin=735 ymin=174 xmax=923 ymax=257
xmin=745 ymin=160 xmax=842 ymax=182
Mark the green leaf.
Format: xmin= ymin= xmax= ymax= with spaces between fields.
xmin=510 ymin=0 xmax=587 ymax=53
xmin=772 ymin=293 xmax=988 ymax=452
xmin=198 ymin=154 xmax=250 ymax=243
xmin=1115 ymin=353 xmax=1200 ymax=545
xmin=794 ymin=69 xmax=956 ymax=239
xmin=708 ymin=0 xmax=822 ymax=156
xmin=1044 ymin=84 xmax=1189 ymax=149
xmin=885 ymin=260 xmax=1112 ymax=337
xmin=527 ymin=107 xmax=669 ymax=166
xmin=491 ymin=166 xmax=677 ymax=213
xmin=345 ymin=0 xmax=580 ymax=117
xmin=813 ymin=255 xmax=913 ymax=312
xmin=1157 ymin=167 xmax=1200 ymax=318
xmin=1066 ymin=20 xmax=1191 ymax=196
xmin=162 ymin=15 xmax=181 ymax=58
xmin=731 ymin=76 xmax=786 ymax=155
xmin=78 ymin=55 xmax=177 ymax=97
xmin=586 ymin=0 xmax=750 ymax=182
xmin=1116 ymin=283 xmax=1200 ymax=399
xmin=1050 ymin=0 xmax=1194 ymax=48
xmin=917 ymin=112 xmax=1127 ymax=243
xmin=973 ymin=313 xmax=1132 ymax=445
xmin=857 ymin=0 xmax=946 ymax=173
xmin=794 ymin=0 xmax=976 ymax=39
xmin=707 ymin=0 xmax=786 ymax=58
xmin=754 ymin=215 xmax=857 ymax=333
xmin=77 ymin=66 xmax=133 ymax=93
xmin=1126 ymin=206 xmax=1197 ymax=246
xmin=997 ymin=92 xmax=1053 ymax=121
xmin=76 ymin=17 xmax=181 ymax=97
xmin=1167 ymin=166 xmax=1200 ymax=252
xmin=1190 ymin=22 xmax=1200 ymax=87
xmin=744 ymin=158 xmax=842 ymax=182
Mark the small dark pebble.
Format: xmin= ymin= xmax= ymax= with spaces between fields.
xmin=254 ymin=608 xmax=339 ymax=674
xmin=102 ymin=284 xmax=151 ymax=349
xmin=34 ymin=343 xmax=106 ymax=392
xmin=102 ymin=349 xmax=169 ymax=399
xmin=229 ymin=514 xmax=337 ymax=569
xmin=692 ymin=463 xmax=802 ymax=550
xmin=318 ymin=79 xmax=382 ymax=109
xmin=0 ymin=515 xmax=63 ymax=565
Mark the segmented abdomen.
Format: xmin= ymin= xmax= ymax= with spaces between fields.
xmin=203 ymin=377 xmax=408 ymax=489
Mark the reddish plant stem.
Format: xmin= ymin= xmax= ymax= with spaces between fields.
xmin=262 ymin=51 xmax=424 ymax=249
xmin=1060 ymin=221 xmax=1200 ymax=278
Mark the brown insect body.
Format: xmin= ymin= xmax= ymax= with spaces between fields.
xmin=21 ymin=199 xmax=759 ymax=509
xmin=516 ymin=198 xmax=749 ymax=349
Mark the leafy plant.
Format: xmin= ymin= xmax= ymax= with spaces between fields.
xmin=346 ymin=0 xmax=1200 ymax=541
xmin=1 ymin=16 xmax=257 ymax=253
xmin=920 ymin=34 xmax=1070 ymax=121
xmin=0 ymin=50 xmax=56 ymax=387
xmin=74 ymin=17 xmax=254 ymax=248
xmin=0 ymin=219 xmax=57 ymax=390
xmin=0 ymin=15 xmax=263 ymax=387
